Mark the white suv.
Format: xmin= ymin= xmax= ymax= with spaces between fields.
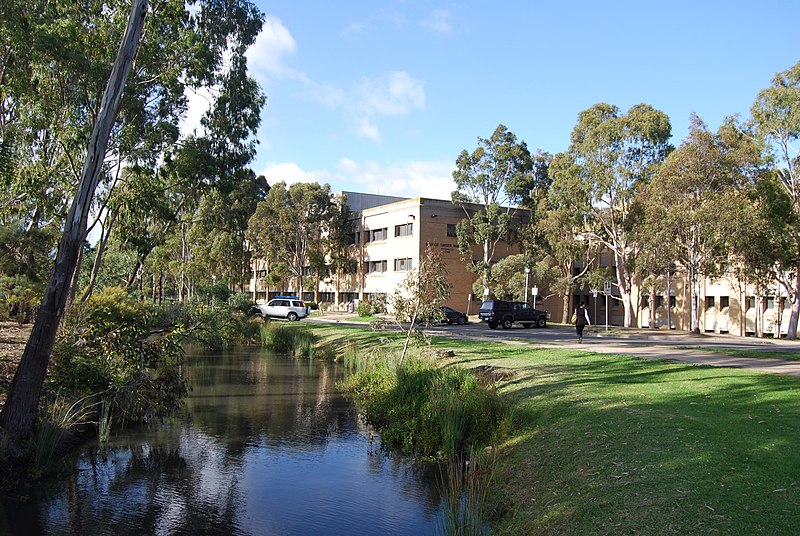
xmin=254 ymin=296 xmax=310 ymax=321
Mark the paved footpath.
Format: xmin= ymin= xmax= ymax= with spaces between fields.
xmin=307 ymin=313 xmax=800 ymax=377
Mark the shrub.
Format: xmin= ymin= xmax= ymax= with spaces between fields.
xmin=261 ymin=324 xmax=330 ymax=358
xmin=342 ymin=356 xmax=511 ymax=458
xmin=50 ymin=287 xmax=189 ymax=424
xmin=356 ymin=300 xmax=373 ymax=317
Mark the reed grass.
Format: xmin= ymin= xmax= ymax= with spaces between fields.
xmin=32 ymin=395 xmax=91 ymax=474
xmin=437 ymin=448 xmax=497 ymax=536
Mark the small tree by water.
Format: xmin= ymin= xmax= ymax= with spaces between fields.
xmin=390 ymin=246 xmax=451 ymax=364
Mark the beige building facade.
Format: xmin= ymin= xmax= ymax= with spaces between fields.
xmin=249 ymin=192 xmax=518 ymax=315
xmin=249 ymin=192 xmax=793 ymax=337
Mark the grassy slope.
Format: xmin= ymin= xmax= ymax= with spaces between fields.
xmin=307 ymin=324 xmax=800 ymax=535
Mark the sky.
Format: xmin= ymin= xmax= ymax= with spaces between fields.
xmin=193 ymin=0 xmax=800 ymax=200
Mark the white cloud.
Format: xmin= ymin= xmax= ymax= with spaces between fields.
xmin=331 ymin=158 xmax=456 ymax=200
xmin=338 ymin=71 xmax=426 ymax=141
xmin=180 ymin=86 xmax=215 ymax=137
xmin=355 ymin=118 xmax=382 ymax=142
xmin=181 ymin=18 xmax=303 ymax=138
xmin=355 ymin=71 xmax=426 ymax=116
xmin=340 ymin=21 xmax=367 ymax=37
xmin=256 ymin=159 xmax=457 ymax=201
xmin=305 ymin=71 xmax=426 ymax=142
xmin=257 ymin=162 xmax=319 ymax=186
xmin=420 ymin=9 xmax=454 ymax=34
xmin=245 ymin=17 xmax=306 ymax=82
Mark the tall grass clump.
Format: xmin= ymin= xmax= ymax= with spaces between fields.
xmin=342 ymin=356 xmax=512 ymax=458
xmin=260 ymin=323 xmax=331 ymax=358
xmin=437 ymin=449 xmax=497 ymax=536
xmin=31 ymin=396 xmax=92 ymax=475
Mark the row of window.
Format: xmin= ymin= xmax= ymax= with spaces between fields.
xmin=366 ymin=258 xmax=413 ymax=273
xmin=348 ymin=222 xmax=459 ymax=245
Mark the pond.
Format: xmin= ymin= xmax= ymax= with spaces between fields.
xmin=0 ymin=347 xmax=446 ymax=535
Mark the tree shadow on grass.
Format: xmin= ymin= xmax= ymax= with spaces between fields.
xmin=487 ymin=350 xmax=800 ymax=535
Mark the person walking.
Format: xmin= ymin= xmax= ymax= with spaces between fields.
xmin=574 ymin=301 xmax=591 ymax=343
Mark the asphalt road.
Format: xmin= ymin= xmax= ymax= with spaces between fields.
xmin=309 ymin=314 xmax=800 ymax=377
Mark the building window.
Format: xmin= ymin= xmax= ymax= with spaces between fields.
xmin=341 ymin=292 xmax=359 ymax=302
xmin=394 ymin=258 xmax=413 ymax=271
xmin=446 ymin=223 xmax=457 ymax=238
xmin=347 ymin=229 xmax=360 ymax=245
xmin=366 ymin=228 xmax=388 ymax=242
xmin=365 ymin=260 xmax=387 ymax=273
xmin=720 ymin=296 xmax=730 ymax=309
xmin=746 ymin=296 xmax=756 ymax=310
xmin=319 ymin=292 xmax=334 ymax=302
xmin=302 ymin=266 xmax=313 ymax=277
xmin=395 ymin=223 xmax=413 ymax=237
xmin=655 ymin=295 xmax=664 ymax=308
xmin=706 ymin=296 xmax=715 ymax=310
xmin=302 ymin=292 xmax=314 ymax=302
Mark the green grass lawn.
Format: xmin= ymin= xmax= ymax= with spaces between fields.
xmin=306 ymin=324 xmax=800 ymax=535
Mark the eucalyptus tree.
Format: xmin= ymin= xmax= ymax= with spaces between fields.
xmin=0 ymin=0 xmax=149 ymax=441
xmin=451 ymin=124 xmax=533 ymax=293
xmin=558 ymin=103 xmax=671 ymax=327
xmin=187 ymin=171 xmax=269 ymax=293
xmin=0 ymin=0 xmax=265 ymax=440
xmin=247 ymin=182 xmax=348 ymax=297
xmin=750 ymin=60 xmax=800 ymax=338
xmin=644 ymin=115 xmax=759 ymax=333
xmin=726 ymin=174 xmax=793 ymax=336
xmin=544 ymin=151 xmax=604 ymax=322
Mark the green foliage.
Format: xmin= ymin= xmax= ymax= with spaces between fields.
xmin=451 ymin=124 xmax=533 ymax=288
xmin=556 ymin=102 xmax=672 ymax=326
xmin=180 ymin=303 xmax=262 ymax=349
xmin=247 ymin=182 xmax=349 ymax=295
xmin=50 ymin=287 xmax=189 ymax=424
xmin=0 ymin=274 xmax=41 ymax=323
xmin=343 ymin=358 xmax=511 ymax=459
xmin=228 ymin=292 xmax=256 ymax=314
xmin=260 ymin=323 xmax=333 ymax=359
xmin=356 ymin=300 xmax=373 ymax=317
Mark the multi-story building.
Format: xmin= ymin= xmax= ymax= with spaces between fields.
xmin=249 ymin=192 xmax=519 ymax=315
xmin=249 ymin=191 xmax=796 ymax=337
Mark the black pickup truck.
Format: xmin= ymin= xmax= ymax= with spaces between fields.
xmin=478 ymin=299 xmax=549 ymax=329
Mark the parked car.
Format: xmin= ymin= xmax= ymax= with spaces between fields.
xmin=253 ymin=296 xmax=310 ymax=321
xmin=438 ymin=306 xmax=469 ymax=325
xmin=478 ymin=299 xmax=549 ymax=329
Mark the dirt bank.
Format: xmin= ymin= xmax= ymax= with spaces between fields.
xmin=0 ymin=321 xmax=31 ymax=410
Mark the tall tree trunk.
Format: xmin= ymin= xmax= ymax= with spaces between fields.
xmin=64 ymin=242 xmax=85 ymax=317
xmin=0 ymin=0 xmax=148 ymax=440
xmin=787 ymin=267 xmax=800 ymax=340
xmin=689 ymin=265 xmax=700 ymax=334
xmin=80 ymin=212 xmax=115 ymax=304
xmin=649 ymin=287 xmax=656 ymax=329
xmin=614 ymin=251 xmax=633 ymax=327
xmin=561 ymin=290 xmax=571 ymax=324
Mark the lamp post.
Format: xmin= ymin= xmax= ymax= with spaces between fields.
xmin=524 ymin=267 xmax=530 ymax=304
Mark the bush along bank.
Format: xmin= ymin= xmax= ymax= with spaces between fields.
xmin=1 ymin=287 xmax=264 ymax=482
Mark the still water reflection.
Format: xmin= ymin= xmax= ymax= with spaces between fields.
xmin=1 ymin=347 xmax=445 ymax=535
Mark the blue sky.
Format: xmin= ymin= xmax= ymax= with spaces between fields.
xmin=217 ymin=0 xmax=800 ymax=200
